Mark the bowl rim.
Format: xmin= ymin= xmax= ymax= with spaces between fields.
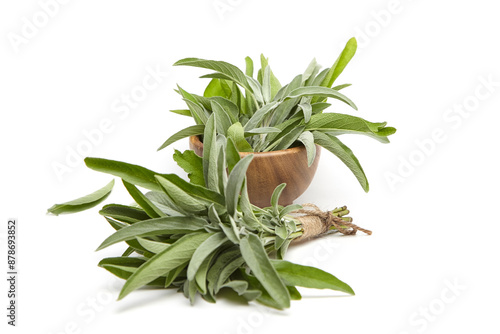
xmin=189 ymin=135 xmax=316 ymax=158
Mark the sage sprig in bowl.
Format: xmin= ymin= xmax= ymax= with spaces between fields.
xmin=159 ymin=37 xmax=396 ymax=196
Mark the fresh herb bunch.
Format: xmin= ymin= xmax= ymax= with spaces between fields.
xmin=48 ymin=114 xmax=363 ymax=309
xmin=158 ymin=38 xmax=396 ymax=192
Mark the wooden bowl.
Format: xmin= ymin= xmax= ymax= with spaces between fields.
xmin=189 ymin=135 xmax=321 ymax=208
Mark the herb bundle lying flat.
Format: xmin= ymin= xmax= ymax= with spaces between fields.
xmin=48 ymin=114 xmax=371 ymax=309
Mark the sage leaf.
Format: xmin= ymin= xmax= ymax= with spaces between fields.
xmin=203 ymin=113 xmax=219 ymax=191
xmin=227 ymin=122 xmax=253 ymax=152
xmin=119 ymin=233 xmax=212 ymax=299
xmin=240 ymin=233 xmax=291 ymax=309
xmin=271 ymin=260 xmax=355 ymax=295
xmin=174 ymin=58 xmax=252 ymax=92
xmin=225 ymin=154 xmax=254 ymax=216
xmin=286 ymin=86 xmax=357 ymax=110
xmin=321 ymin=37 xmax=357 ymax=88
xmin=96 ymin=216 xmax=207 ymax=251
xmin=312 ymin=131 xmax=369 ymax=192
xmin=297 ymin=131 xmax=316 ymax=167
xmin=187 ymin=232 xmax=228 ymax=281
xmin=47 ymin=180 xmax=114 ymax=215
xmin=173 ymin=149 xmax=204 ymax=186
xmin=157 ymin=125 xmax=205 ymax=151
xmin=122 ymin=180 xmax=165 ymax=218
xmin=306 ymin=112 xmax=396 ymax=143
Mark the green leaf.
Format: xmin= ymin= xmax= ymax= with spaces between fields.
xmin=169 ymin=109 xmax=192 ymax=117
xmin=183 ymin=98 xmax=209 ymax=125
xmin=122 ymin=180 xmax=165 ymax=218
xmin=225 ymin=154 xmax=254 ymax=216
xmin=271 ymin=125 xmax=305 ymax=151
xmin=173 ymin=149 xmax=204 ymax=186
xmin=136 ymin=237 xmax=170 ymax=254
xmin=99 ymin=204 xmax=150 ymax=224
xmin=311 ymin=102 xmax=331 ymax=114
xmin=211 ymin=100 xmax=233 ymax=136
xmin=246 ymin=76 xmax=264 ymax=105
xmin=174 ymin=58 xmax=252 ymax=92
xmin=47 ymin=180 xmax=114 ymax=215
xmin=262 ymin=66 xmax=272 ymax=103
xmin=243 ymin=101 xmax=279 ymax=131
xmin=244 ymin=127 xmax=281 ymax=136
xmin=119 ymin=233 xmax=212 ymax=299
xmin=96 ymin=216 xmax=207 ymax=251
xmin=203 ymin=113 xmax=219 ymax=191
xmin=312 ymin=131 xmax=369 ymax=192
xmin=286 ymin=86 xmax=357 ymax=110
xmin=157 ymin=125 xmax=205 ymax=151
xmin=270 ymin=183 xmax=286 ymax=216
xmin=209 ymin=97 xmax=239 ymax=123
xmin=204 ymin=78 xmax=232 ymax=98
xmin=245 ymin=56 xmax=254 ymax=77
xmin=240 ymin=233 xmax=291 ymax=309
xmin=321 ymin=37 xmax=357 ymax=88
xmin=227 ymin=122 xmax=253 ymax=152
xmin=155 ymin=176 xmax=208 ymax=214
xmin=271 ymin=260 xmax=355 ymax=295
xmin=225 ymin=137 xmax=241 ymax=173
xmin=306 ymin=113 xmax=396 ymax=143
xmin=302 ymin=58 xmax=318 ymax=83
xmin=98 ymin=257 xmax=167 ymax=287
xmin=297 ymin=131 xmax=316 ymax=167
xmin=298 ymin=102 xmax=312 ymax=123
xmin=187 ymin=232 xmax=228 ymax=281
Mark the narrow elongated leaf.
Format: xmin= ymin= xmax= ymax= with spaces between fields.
xmin=321 ymin=37 xmax=357 ymax=88
xmin=225 ymin=154 xmax=254 ymax=216
xmin=244 ymin=127 xmax=281 ymax=136
xmin=155 ymin=176 xmax=208 ymax=213
xmin=246 ymin=76 xmax=264 ymax=105
xmin=47 ymin=180 xmax=114 ymax=215
xmin=245 ymin=56 xmax=254 ymax=77
xmin=271 ymin=260 xmax=355 ymax=295
xmin=174 ymin=58 xmax=251 ymax=91
xmin=173 ymin=149 xmax=204 ymax=186
xmin=211 ymin=100 xmax=233 ymax=136
xmin=311 ymin=102 xmax=331 ymax=114
xmin=169 ymin=109 xmax=192 ymax=117
xmin=119 ymin=233 xmax=212 ymax=299
xmin=136 ymin=237 xmax=170 ymax=254
xmin=157 ymin=125 xmax=205 ymax=151
xmin=225 ymin=137 xmax=241 ymax=173
xmin=297 ymin=131 xmax=316 ymax=167
xmin=298 ymin=102 xmax=312 ymax=123
xmin=286 ymin=86 xmax=357 ymax=110
xmin=195 ymin=251 xmax=217 ymax=294
xmin=271 ymin=125 xmax=305 ymax=151
xmin=312 ymin=131 xmax=369 ymax=192
xmin=227 ymin=122 xmax=253 ymax=152
xmin=202 ymin=114 xmax=219 ymax=191
xmin=302 ymin=58 xmax=318 ymax=83
xmin=240 ymin=233 xmax=291 ymax=309
xmin=243 ymin=101 xmax=279 ymax=131
xmin=262 ymin=66 xmax=271 ymax=103
xmin=187 ymin=232 xmax=228 ymax=280
xmin=270 ymin=183 xmax=286 ymax=216
xmin=306 ymin=113 xmax=396 ymax=143
xmin=96 ymin=216 xmax=207 ymax=251
xmin=184 ymin=98 xmax=209 ymax=123
xmin=209 ymin=97 xmax=239 ymax=123
xmin=122 ymin=180 xmax=165 ymax=218
xmin=85 ymin=158 xmax=225 ymax=206
xmin=99 ymin=204 xmax=150 ymax=224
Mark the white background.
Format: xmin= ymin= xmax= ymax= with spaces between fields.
xmin=2 ymin=0 xmax=500 ymax=333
